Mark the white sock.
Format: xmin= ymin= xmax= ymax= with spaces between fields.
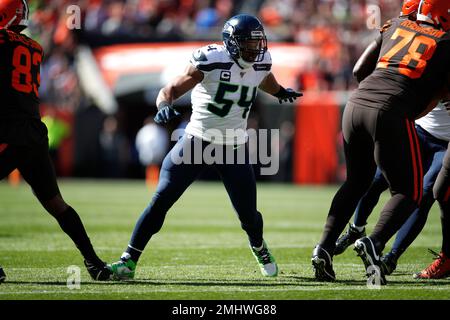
xmin=121 ymin=252 xmax=131 ymax=260
xmin=253 ymin=244 xmax=264 ymax=251
xmin=351 ymin=224 xmax=365 ymax=232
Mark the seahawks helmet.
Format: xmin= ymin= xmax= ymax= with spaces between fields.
xmin=222 ymin=14 xmax=267 ymax=68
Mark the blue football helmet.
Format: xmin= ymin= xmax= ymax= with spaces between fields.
xmin=222 ymin=14 xmax=267 ymax=68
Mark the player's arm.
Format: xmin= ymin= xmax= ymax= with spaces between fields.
xmin=154 ymin=64 xmax=204 ymax=124
xmin=416 ymin=81 xmax=450 ymax=119
xmin=156 ymin=64 xmax=204 ymax=106
xmin=353 ymin=35 xmax=382 ymax=83
xmin=259 ymin=72 xmax=302 ymax=104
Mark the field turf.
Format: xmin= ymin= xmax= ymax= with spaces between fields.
xmin=0 ymin=179 xmax=449 ymax=300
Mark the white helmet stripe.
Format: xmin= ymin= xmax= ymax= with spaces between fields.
xmin=416 ymin=0 xmax=435 ymax=25
xmin=22 ymin=0 xmax=29 ymax=20
xmin=418 ymin=0 xmax=424 ymax=13
xmin=19 ymin=0 xmax=29 ymax=26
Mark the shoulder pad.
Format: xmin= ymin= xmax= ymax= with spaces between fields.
xmin=263 ymin=50 xmax=272 ymax=64
xmin=190 ymin=44 xmax=233 ymax=72
xmin=380 ymin=19 xmax=395 ymax=34
xmin=190 ymin=44 xmax=227 ymax=63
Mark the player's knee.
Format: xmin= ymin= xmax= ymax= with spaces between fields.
xmin=434 ymin=187 xmax=447 ymax=203
xmin=41 ymin=194 xmax=69 ymax=216
xmin=422 ymin=187 xmax=435 ymax=202
xmin=153 ymin=190 xmax=172 ymax=203
xmin=346 ymin=170 xmax=371 ymax=185
xmin=343 ymin=177 xmax=372 ymax=196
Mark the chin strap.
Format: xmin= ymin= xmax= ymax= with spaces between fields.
xmin=417 ymin=13 xmax=437 ymax=26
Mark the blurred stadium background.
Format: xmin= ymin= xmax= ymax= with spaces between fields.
xmin=25 ymin=0 xmax=402 ymax=184
xmin=4 ymin=0 xmax=450 ymax=300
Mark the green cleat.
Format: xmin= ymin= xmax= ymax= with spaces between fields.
xmin=251 ymin=240 xmax=278 ymax=277
xmin=107 ymin=259 xmax=136 ymax=281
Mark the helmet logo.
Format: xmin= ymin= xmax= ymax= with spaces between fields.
xmin=251 ymin=31 xmax=263 ymax=37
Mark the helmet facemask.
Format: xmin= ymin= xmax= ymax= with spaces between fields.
xmin=417 ymin=0 xmax=450 ymax=31
xmin=0 ymin=0 xmax=29 ymax=32
xmin=234 ymin=32 xmax=267 ymax=64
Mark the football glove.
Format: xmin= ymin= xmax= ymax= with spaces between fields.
xmin=154 ymin=102 xmax=181 ymax=124
xmin=274 ymin=87 xmax=303 ymax=104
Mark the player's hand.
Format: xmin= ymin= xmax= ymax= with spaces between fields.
xmin=274 ymin=87 xmax=303 ymax=104
xmin=154 ymin=103 xmax=181 ymax=124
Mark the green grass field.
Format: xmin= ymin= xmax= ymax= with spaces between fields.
xmin=0 ymin=179 xmax=449 ymax=300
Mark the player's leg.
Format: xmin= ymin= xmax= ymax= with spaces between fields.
xmin=437 ymin=147 xmax=450 ymax=259
xmin=0 ymin=143 xmax=6 ymax=285
xmin=0 ymin=144 xmax=20 ymax=283
xmin=16 ymin=142 xmax=111 ymax=280
xmin=335 ymin=168 xmax=388 ymax=255
xmin=414 ymin=144 xmax=450 ymax=279
xmin=314 ymin=103 xmax=377 ymax=281
xmin=108 ymin=135 xmax=206 ymax=280
xmin=357 ymin=114 xmax=422 ymax=284
xmin=0 ymin=144 xmax=17 ymax=180
xmin=385 ymin=137 xmax=445 ymax=274
xmin=433 ymin=143 xmax=450 ymax=258
xmin=354 ymin=168 xmax=389 ymax=227
xmin=317 ymin=105 xmax=377 ymax=252
xmin=215 ymin=144 xmax=277 ymax=277
xmin=370 ymin=116 xmax=423 ymax=248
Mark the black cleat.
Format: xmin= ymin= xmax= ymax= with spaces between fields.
xmin=312 ymin=245 xmax=336 ymax=282
xmin=84 ymin=260 xmax=112 ymax=281
xmin=0 ymin=267 xmax=6 ymax=283
xmin=354 ymin=237 xmax=386 ymax=285
xmin=381 ymin=251 xmax=398 ymax=275
xmin=335 ymin=224 xmax=365 ymax=255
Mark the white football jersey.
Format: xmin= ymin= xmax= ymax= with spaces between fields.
xmin=185 ymin=44 xmax=272 ymax=145
xmin=416 ymin=102 xmax=450 ymax=142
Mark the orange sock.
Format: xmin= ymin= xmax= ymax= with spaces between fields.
xmin=8 ymin=169 xmax=21 ymax=186
xmin=145 ymin=165 xmax=159 ymax=190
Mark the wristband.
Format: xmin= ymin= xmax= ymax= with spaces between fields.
xmin=273 ymin=86 xmax=286 ymax=98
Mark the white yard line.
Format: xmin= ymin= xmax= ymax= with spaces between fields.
xmin=1 ymin=286 xmax=450 ymax=296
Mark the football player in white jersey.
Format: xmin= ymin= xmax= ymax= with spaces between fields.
xmin=414 ymin=100 xmax=450 ymax=279
xmin=107 ymin=14 xmax=302 ymax=280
